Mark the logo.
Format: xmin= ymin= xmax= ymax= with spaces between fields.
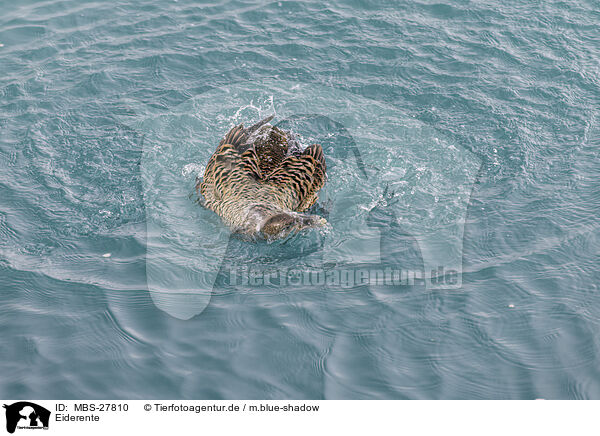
xmin=3 ymin=402 xmax=50 ymax=434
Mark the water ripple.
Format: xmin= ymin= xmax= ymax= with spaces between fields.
xmin=1 ymin=0 xmax=599 ymax=399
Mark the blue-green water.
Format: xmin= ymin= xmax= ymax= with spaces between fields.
xmin=1 ymin=0 xmax=599 ymax=399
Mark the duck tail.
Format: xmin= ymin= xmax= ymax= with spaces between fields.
xmin=247 ymin=115 xmax=275 ymax=134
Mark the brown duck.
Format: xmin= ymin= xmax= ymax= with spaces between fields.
xmin=196 ymin=115 xmax=327 ymax=238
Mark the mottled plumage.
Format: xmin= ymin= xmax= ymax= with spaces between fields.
xmin=196 ymin=116 xmax=327 ymax=238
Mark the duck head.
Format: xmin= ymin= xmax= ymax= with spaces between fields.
xmin=260 ymin=212 xmax=327 ymax=239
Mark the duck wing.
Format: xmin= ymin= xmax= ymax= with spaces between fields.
xmin=265 ymin=143 xmax=326 ymax=212
xmin=199 ymin=143 xmax=266 ymax=202
xmin=197 ymin=116 xmax=275 ymax=201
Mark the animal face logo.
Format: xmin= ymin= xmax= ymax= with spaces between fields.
xmin=3 ymin=402 xmax=50 ymax=434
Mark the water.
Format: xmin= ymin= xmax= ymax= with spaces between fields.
xmin=1 ymin=0 xmax=599 ymax=399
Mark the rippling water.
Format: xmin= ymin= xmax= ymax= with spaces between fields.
xmin=1 ymin=0 xmax=599 ymax=399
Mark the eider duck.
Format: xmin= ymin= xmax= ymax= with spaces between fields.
xmin=196 ymin=115 xmax=327 ymax=238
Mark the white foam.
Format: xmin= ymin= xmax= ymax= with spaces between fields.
xmin=182 ymin=163 xmax=205 ymax=178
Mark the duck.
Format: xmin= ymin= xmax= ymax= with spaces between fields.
xmin=196 ymin=115 xmax=327 ymax=238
